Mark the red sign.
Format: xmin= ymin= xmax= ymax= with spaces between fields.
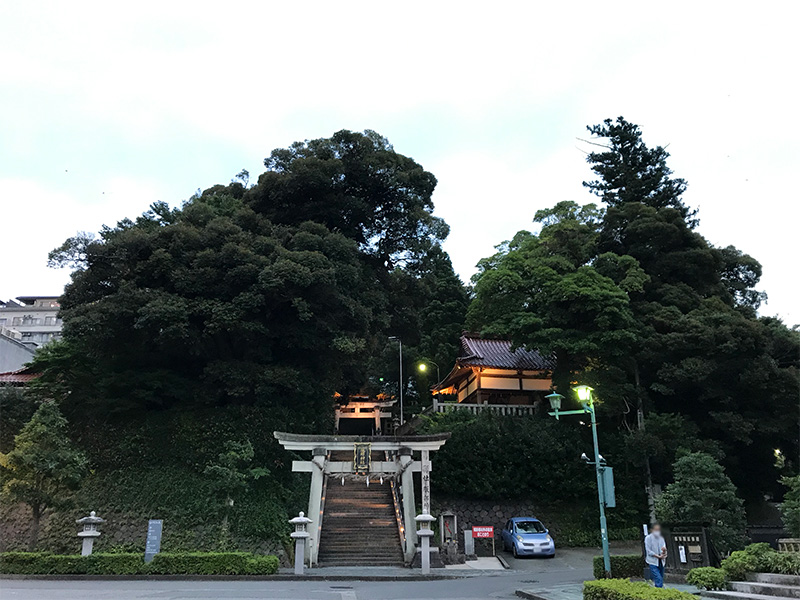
xmin=472 ymin=526 xmax=494 ymax=538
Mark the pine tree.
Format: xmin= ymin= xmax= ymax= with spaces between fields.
xmin=656 ymin=452 xmax=747 ymax=553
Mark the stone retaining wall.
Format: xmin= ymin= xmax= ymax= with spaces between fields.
xmin=0 ymin=503 xmax=286 ymax=560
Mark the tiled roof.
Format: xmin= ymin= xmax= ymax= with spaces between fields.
xmin=458 ymin=334 xmax=555 ymax=370
xmin=0 ymin=366 xmax=41 ymax=384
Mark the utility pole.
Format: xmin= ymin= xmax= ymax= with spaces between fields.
xmin=389 ymin=337 xmax=404 ymax=425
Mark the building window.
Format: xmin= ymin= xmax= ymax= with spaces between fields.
xmin=45 ymin=316 xmax=56 ymax=325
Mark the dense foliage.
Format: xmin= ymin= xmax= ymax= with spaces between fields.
xmin=780 ymin=475 xmax=800 ymax=537
xmin=469 ymin=117 xmax=800 ymax=504
xmin=0 ymin=551 xmax=279 ymax=575
xmin=656 ymin=452 xmax=746 ymax=553
xmin=583 ymin=579 xmax=696 ymax=600
xmin=0 ymin=401 xmax=87 ymax=550
xmin=592 ymin=554 xmax=644 ymax=579
xmin=419 ymin=411 xmax=647 ymax=533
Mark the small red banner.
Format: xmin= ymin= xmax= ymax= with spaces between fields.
xmin=472 ymin=526 xmax=494 ymax=538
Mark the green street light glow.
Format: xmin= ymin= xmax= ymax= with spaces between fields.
xmin=574 ymin=385 xmax=594 ymax=403
xmin=418 ymin=363 xmax=427 ymax=372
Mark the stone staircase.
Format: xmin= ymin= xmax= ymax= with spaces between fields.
xmin=702 ymin=573 xmax=800 ymax=600
xmin=317 ymin=454 xmax=404 ymax=567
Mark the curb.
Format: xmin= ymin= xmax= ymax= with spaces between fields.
xmin=0 ymin=573 xmax=468 ymax=582
xmin=515 ymin=591 xmax=551 ymax=600
xmin=497 ymin=555 xmax=511 ymax=570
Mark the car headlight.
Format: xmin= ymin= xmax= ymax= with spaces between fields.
xmin=546 ymin=534 xmax=552 ymax=542
xmin=516 ymin=534 xmax=523 ymax=542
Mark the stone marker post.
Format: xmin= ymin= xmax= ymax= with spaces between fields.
xmin=415 ymin=513 xmax=435 ymax=575
xmin=76 ymin=511 xmax=104 ymax=556
xmin=290 ymin=512 xmax=312 ymax=575
xmin=463 ymin=529 xmax=475 ymax=556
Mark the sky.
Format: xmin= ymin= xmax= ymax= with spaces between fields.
xmin=1 ymin=2 xmax=798 ymax=325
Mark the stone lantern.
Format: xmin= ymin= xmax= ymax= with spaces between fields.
xmin=76 ymin=511 xmax=104 ymax=556
xmin=289 ymin=511 xmax=312 ymax=575
xmin=415 ymin=513 xmax=435 ymax=574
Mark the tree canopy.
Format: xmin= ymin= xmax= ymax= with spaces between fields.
xmin=469 ymin=117 xmax=800 ymax=499
xmin=36 ymin=130 xmax=467 ymax=428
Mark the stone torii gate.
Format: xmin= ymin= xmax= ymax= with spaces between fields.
xmin=274 ymin=432 xmax=450 ymax=564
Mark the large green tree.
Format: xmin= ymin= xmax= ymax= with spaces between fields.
xmin=584 ymin=117 xmax=799 ymax=496
xmin=468 ymin=117 xmax=800 ymax=507
xmin=37 ymin=130 xmax=467 ymax=427
xmin=0 ymin=401 xmax=87 ymax=549
xmin=468 ymin=200 xmax=647 ymax=394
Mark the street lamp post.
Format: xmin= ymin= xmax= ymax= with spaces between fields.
xmin=389 ymin=336 xmax=404 ymax=425
xmin=417 ymin=360 xmax=441 ymax=384
xmin=547 ymin=386 xmax=612 ymax=577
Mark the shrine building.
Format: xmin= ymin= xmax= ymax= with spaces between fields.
xmin=431 ymin=333 xmax=554 ymax=416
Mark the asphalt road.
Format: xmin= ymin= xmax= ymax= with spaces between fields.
xmin=0 ymin=545 xmax=639 ymax=600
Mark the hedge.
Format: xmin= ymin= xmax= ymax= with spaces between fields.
xmin=584 ymin=579 xmax=696 ymax=600
xmin=593 ymin=554 xmax=645 ymax=579
xmin=0 ymin=552 xmax=279 ymax=575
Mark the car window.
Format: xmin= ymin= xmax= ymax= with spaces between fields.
xmin=515 ymin=520 xmax=546 ymax=534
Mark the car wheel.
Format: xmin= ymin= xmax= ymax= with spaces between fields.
xmin=512 ymin=543 xmax=519 ymax=558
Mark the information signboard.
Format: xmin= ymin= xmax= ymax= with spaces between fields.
xmin=144 ymin=519 xmax=163 ymax=563
xmin=472 ymin=526 xmax=494 ymax=538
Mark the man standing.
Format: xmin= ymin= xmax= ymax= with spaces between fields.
xmin=644 ymin=523 xmax=667 ymax=587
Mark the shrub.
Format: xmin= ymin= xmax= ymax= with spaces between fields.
xmin=584 ymin=579 xmax=696 ymax=600
xmin=686 ymin=567 xmax=727 ymax=590
xmin=721 ymin=544 xmax=800 ymax=578
xmin=722 ymin=550 xmax=763 ymax=580
xmin=0 ymin=551 xmax=279 ymax=575
xmin=592 ymin=554 xmax=644 ymax=579
xmin=721 ymin=543 xmax=774 ymax=580
xmin=768 ymin=552 xmax=800 ymax=576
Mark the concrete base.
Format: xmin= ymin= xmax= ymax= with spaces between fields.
xmin=410 ymin=547 xmax=445 ymax=569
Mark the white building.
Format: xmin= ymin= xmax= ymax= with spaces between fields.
xmin=0 ymin=296 xmax=63 ymax=347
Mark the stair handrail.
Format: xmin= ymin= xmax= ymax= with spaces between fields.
xmin=386 ymin=450 xmax=407 ymax=551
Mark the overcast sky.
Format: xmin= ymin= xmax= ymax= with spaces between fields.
xmin=1 ymin=2 xmax=797 ymax=325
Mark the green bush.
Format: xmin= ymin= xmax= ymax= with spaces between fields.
xmin=592 ymin=554 xmax=644 ymax=579
xmin=584 ymin=579 xmax=696 ymax=600
xmin=0 ymin=551 xmax=279 ymax=575
xmin=686 ymin=567 xmax=727 ymax=590
xmin=721 ymin=548 xmax=765 ymax=580
xmin=244 ymin=554 xmax=281 ymax=575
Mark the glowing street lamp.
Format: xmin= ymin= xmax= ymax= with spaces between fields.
xmin=417 ymin=360 xmax=441 ymax=384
